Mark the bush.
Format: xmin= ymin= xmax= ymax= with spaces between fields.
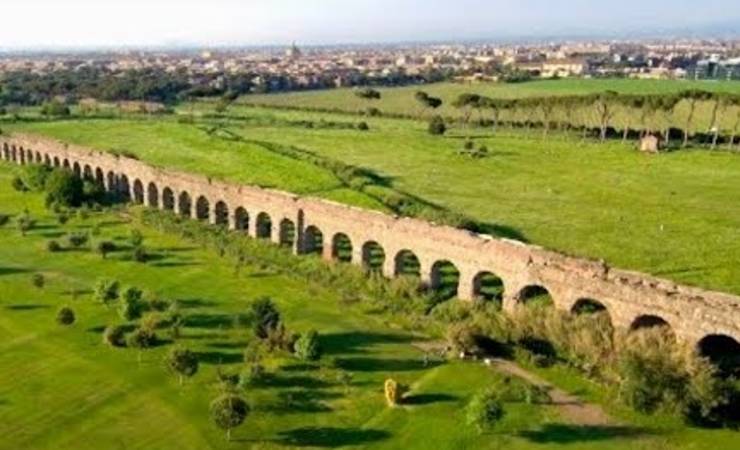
xmin=251 ymin=297 xmax=281 ymax=339
xmin=96 ymin=241 xmax=116 ymax=258
xmin=11 ymin=176 xmax=27 ymax=192
xmin=447 ymin=322 xmax=484 ymax=356
xmin=119 ymin=287 xmax=144 ymax=321
xmin=0 ymin=214 xmax=9 ymax=227
xmin=357 ymin=121 xmax=370 ymax=131
xmin=210 ymin=395 xmax=250 ymax=441
xmin=94 ymin=279 xmax=120 ymax=305
xmin=466 ymin=388 xmax=505 ymax=433
xmin=47 ymin=240 xmax=62 ymax=252
xmin=294 ymin=330 xmax=322 ymax=361
xmin=45 ymin=169 xmax=84 ymax=208
xmin=22 ymin=165 xmax=52 ymax=191
xmin=40 ymin=100 xmax=71 ymax=117
xmin=31 ymin=273 xmax=45 ymax=289
xmin=103 ymin=325 xmax=127 ymax=347
xmin=131 ymin=245 xmax=148 ymax=263
xmin=127 ymin=326 xmax=157 ymax=349
xmin=129 ymin=229 xmax=144 ymax=247
xmin=384 ymin=378 xmax=407 ymax=406
xmin=428 ymin=116 xmax=447 ymax=135
xmin=67 ymin=232 xmax=89 ymax=248
xmin=56 ymin=306 xmax=76 ymax=326
xmin=165 ymin=346 xmax=199 ymax=385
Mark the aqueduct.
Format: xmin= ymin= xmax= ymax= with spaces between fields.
xmin=2 ymin=133 xmax=740 ymax=351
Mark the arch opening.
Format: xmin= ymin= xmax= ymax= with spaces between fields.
xmin=571 ymin=298 xmax=607 ymax=315
xmin=256 ymin=213 xmax=272 ymax=239
xmin=630 ymin=315 xmax=671 ymax=332
xmin=698 ymin=335 xmax=740 ymax=378
xmin=279 ymin=219 xmax=296 ymax=247
xmin=303 ymin=225 xmax=324 ymax=255
xmin=332 ymin=233 xmax=353 ymax=263
xmin=53 ymin=156 xmax=60 ymax=167
xmin=178 ymin=192 xmax=192 ymax=217
xmin=162 ymin=187 xmax=175 ymax=211
xmin=63 ymin=159 xmax=70 ymax=170
xmin=517 ymin=285 xmax=554 ymax=308
xmin=118 ymin=175 xmax=131 ymax=201
xmin=430 ymin=260 xmax=460 ymax=300
xmin=83 ymin=165 xmax=93 ymax=180
xmin=234 ymin=207 xmax=249 ymax=231
xmin=394 ymin=250 xmax=421 ymax=278
xmin=195 ymin=196 xmax=210 ymax=221
xmin=73 ymin=162 xmax=81 ymax=177
xmin=106 ymin=171 xmax=116 ymax=192
xmin=362 ymin=241 xmax=385 ymax=272
xmin=472 ymin=271 xmax=504 ymax=305
xmin=44 ymin=154 xmax=52 ymax=166
xmin=214 ymin=201 xmax=229 ymax=226
xmin=132 ymin=179 xmax=145 ymax=204
xmin=147 ymin=183 xmax=159 ymax=208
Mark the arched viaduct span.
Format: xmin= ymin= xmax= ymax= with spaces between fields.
xmin=2 ymin=133 xmax=740 ymax=349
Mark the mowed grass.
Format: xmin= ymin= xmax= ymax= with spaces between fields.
xmin=6 ymin=107 xmax=740 ymax=296
xmin=242 ymin=79 xmax=740 ymax=128
xmin=2 ymin=165 xmax=740 ymax=449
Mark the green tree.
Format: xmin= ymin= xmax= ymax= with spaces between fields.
xmin=103 ymin=325 xmax=127 ymax=347
xmin=294 ymin=330 xmax=321 ymax=361
xmin=681 ymin=90 xmax=713 ymax=148
xmin=210 ymin=395 xmax=250 ymax=441
xmin=119 ymin=287 xmax=144 ymax=321
xmin=31 ymin=273 xmax=45 ymax=289
xmin=251 ymin=297 xmax=280 ymax=339
xmin=428 ymin=116 xmax=447 ymax=135
xmin=16 ymin=211 xmax=35 ymax=236
xmin=94 ymin=279 xmax=120 ymax=306
xmin=165 ymin=346 xmax=199 ymax=386
xmin=127 ymin=327 xmax=157 ymax=363
xmin=45 ymin=169 xmax=84 ymax=208
xmin=96 ymin=241 xmax=116 ymax=259
xmin=40 ymin=100 xmax=71 ymax=117
xmin=466 ymin=388 xmax=505 ymax=433
xmin=56 ymin=306 xmax=76 ymax=326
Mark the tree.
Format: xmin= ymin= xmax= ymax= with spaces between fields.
xmin=56 ymin=306 xmax=76 ymax=326
xmin=210 ymin=395 xmax=250 ymax=441
xmin=681 ymin=90 xmax=713 ymax=148
xmin=45 ymin=169 xmax=84 ymax=208
xmin=103 ymin=325 xmax=127 ymax=347
xmin=127 ymin=327 xmax=157 ymax=363
xmin=294 ymin=330 xmax=321 ymax=361
xmin=708 ymin=94 xmax=729 ymax=149
xmin=592 ymin=91 xmax=618 ymax=142
xmin=415 ymin=91 xmax=442 ymax=119
xmin=40 ymin=100 xmax=71 ymax=117
xmin=466 ymin=388 xmax=505 ymax=433
xmin=119 ymin=287 xmax=144 ymax=321
xmin=355 ymin=87 xmax=381 ymax=101
xmin=129 ymin=229 xmax=144 ymax=247
xmin=251 ymin=297 xmax=280 ymax=339
xmin=384 ymin=378 xmax=407 ymax=406
xmin=428 ymin=116 xmax=447 ymax=135
xmin=16 ymin=212 xmax=35 ymax=236
xmin=538 ymin=97 xmax=556 ymax=139
xmin=94 ymin=279 xmax=120 ymax=306
xmin=31 ymin=273 xmax=45 ymax=289
xmin=67 ymin=232 xmax=89 ymax=248
xmin=97 ymin=241 xmax=116 ymax=259
xmin=165 ymin=346 xmax=199 ymax=386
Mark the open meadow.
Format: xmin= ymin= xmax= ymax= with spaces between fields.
xmin=2 ymin=160 xmax=740 ymax=449
xmin=5 ymin=100 xmax=740 ymax=297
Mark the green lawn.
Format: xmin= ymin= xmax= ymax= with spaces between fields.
xmin=241 ymin=79 xmax=740 ymax=129
xmin=6 ymin=109 xmax=740 ymax=297
xmin=2 ymin=164 xmax=740 ymax=449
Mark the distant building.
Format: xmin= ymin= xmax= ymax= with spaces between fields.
xmin=286 ymin=42 xmax=302 ymax=60
xmin=541 ymin=59 xmax=588 ymax=78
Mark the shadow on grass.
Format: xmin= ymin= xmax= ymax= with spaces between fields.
xmin=403 ymin=393 xmax=458 ymax=405
xmin=321 ymin=331 xmax=417 ymax=355
xmin=274 ymin=427 xmax=390 ymax=447
xmin=333 ymin=357 xmax=441 ymax=372
xmin=263 ymin=390 xmax=340 ymax=415
xmin=87 ymin=324 xmax=136 ymax=334
xmin=260 ymin=374 xmax=333 ymax=390
xmin=5 ymin=304 xmax=50 ymax=311
xmin=149 ymin=261 xmax=202 ymax=268
xmin=183 ymin=313 xmax=248 ymax=329
xmin=194 ymin=350 xmax=243 ymax=365
xmin=0 ymin=267 xmax=30 ymax=277
xmin=206 ymin=341 xmax=249 ymax=350
xmin=518 ymin=424 xmax=651 ymax=444
xmin=177 ymin=298 xmax=220 ymax=309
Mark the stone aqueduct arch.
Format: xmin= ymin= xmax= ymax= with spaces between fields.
xmin=2 ymin=135 xmax=740 ymax=348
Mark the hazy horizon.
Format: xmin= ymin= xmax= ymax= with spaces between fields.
xmin=1 ymin=0 xmax=739 ymax=50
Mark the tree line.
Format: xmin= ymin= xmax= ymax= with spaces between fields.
xmin=452 ymin=90 xmax=740 ymax=149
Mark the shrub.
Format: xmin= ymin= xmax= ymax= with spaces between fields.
xmin=47 ymin=240 xmax=62 ymax=252
xmin=56 ymin=212 xmax=70 ymax=225
xmin=67 ymin=232 xmax=89 ymax=248
xmin=40 ymin=100 xmax=71 ymax=117
xmin=294 ymin=330 xmax=321 ymax=361
xmin=119 ymin=287 xmax=144 ymax=321
xmin=21 ymin=165 xmax=52 ymax=191
xmin=11 ymin=176 xmax=27 ymax=192
xmin=131 ymin=245 xmax=148 ymax=263
xmin=45 ymin=169 xmax=84 ymax=208
xmin=357 ymin=121 xmax=370 ymax=131
xmin=15 ymin=212 xmax=35 ymax=235
xmin=165 ymin=346 xmax=199 ymax=385
xmin=464 ymin=140 xmax=475 ymax=150
xmin=428 ymin=116 xmax=447 ymax=135
xmin=127 ymin=326 xmax=157 ymax=349
xmin=251 ymin=297 xmax=281 ymax=339
xmin=96 ymin=241 xmax=116 ymax=258
xmin=56 ymin=306 xmax=76 ymax=326
xmin=447 ymin=322 xmax=484 ymax=356
xmin=466 ymin=388 xmax=505 ymax=433
xmin=384 ymin=378 xmax=407 ymax=406
xmin=94 ymin=279 xmax=120 ymax=305
xmin=103 ymin=325 xmax=127 ymax=347
xmin=0 ymin=214 xmax=9 ymax=227
xmin=31 ymin=273 xmax=45 ymax=289
xmin=210 ymin=395 xmax=250 ymax=441
xmin=129 ymin=229 xmax=144 ymax=247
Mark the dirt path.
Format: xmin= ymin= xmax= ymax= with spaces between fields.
xmin=488 ymin=358 xmax=611 ymax=426
xmin=412 ymin=341 xmax=611 ymax=426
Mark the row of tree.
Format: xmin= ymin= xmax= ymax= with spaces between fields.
xmin=452 ymin=90 xmax=740 ymax=148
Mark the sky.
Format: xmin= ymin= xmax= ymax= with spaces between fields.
xmin=1 ymin=0 xmax=738 ymax=49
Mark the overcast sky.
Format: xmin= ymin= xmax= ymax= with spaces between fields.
xmin=2 ymin=0 xmax=738 ymax=49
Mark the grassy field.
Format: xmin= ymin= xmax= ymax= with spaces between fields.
xmin=6 ymin=106 xmax=740 ymax=297
xmin=241 ymin=79 xmax=740 ymax=130
xmin=2 ymin=164 xmax=740 ymax=449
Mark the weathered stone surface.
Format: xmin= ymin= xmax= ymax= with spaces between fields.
xmin=2 ymin=133 xmax=739 ymax=346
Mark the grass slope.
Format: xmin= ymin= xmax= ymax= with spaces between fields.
xmin=7 ymin=109 xmax=740 ymax=296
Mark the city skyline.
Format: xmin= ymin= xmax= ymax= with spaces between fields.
xmin=1 ymin=0 xmax=738 ymax=50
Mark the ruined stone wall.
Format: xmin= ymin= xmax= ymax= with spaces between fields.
xmin=2 ymin=133 xmax=739 ymax=346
